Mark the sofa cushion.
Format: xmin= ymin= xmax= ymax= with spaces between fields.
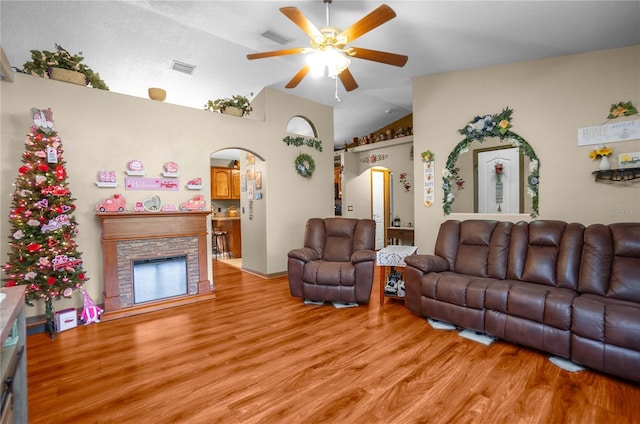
xmin=485 ymin=280 xmax=575 ymax=330
xmin=608 ymin=223 xmax=640 ymax=302
xmin=572 ymin=293 xmax=640 ymax=351
xmin=422 ymin=272 xmax=491 ymax=310
xmin=434 ymin=220 xmax=511 ymax=278
xmin=415 ymin=271 xmax=490 ymax=332
xmin=323 ymin=218 xmax=358 ymax=262
xmin=303 ymin=260 xmax=355 ymax=286
xmin=507 ymin=221 xmax=583 ymax=290
xmin=580 ymin=223 xmax=640 ymax=302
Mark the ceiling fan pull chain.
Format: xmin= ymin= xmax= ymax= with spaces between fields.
xmin=335 ymin=77 xmax=341 ymax=102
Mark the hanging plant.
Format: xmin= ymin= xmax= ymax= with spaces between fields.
xmin=294 ymin=153 xmax=315 ymax=178
xmin=443 ymin=107 xmax=540 ymax=217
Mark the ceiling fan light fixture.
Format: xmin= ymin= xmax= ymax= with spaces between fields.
xmin=306 ymin=51 xmax=326 ymax=77
xmin=249 ymin=2 xmax=404 ymax=91
xmin=307 ymin=46 xmax=350 ymax=78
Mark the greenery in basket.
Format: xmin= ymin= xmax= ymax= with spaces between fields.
xmin=204 ymin=95 xmax=253 ymax=116
xmin=22 ymin=44 xmax=109 ymax=90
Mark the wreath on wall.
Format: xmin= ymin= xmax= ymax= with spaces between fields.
xmin=295 ymin=153 xmax=315 ymax=178
xmin=443 ymin=107 xmax=540 ymax=217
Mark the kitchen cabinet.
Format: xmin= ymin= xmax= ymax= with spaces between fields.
xmin=211 ymin=167 xmax=240 ymax=200
xmin=231 ymin=169 xmax=240 ymax=199
xmin=212 ymin=218 xmax=241 ymax=258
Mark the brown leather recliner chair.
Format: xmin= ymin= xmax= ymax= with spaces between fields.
xmin=287 ymin=218 xmax=376 ymax=304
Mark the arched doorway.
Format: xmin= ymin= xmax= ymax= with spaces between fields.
xmin=210 ymin=148 xmax=265 ymax=274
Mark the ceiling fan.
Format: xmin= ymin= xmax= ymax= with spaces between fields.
xmin=247 ymin=0 xmax=408 ymax=92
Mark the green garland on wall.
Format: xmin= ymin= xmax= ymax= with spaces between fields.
xmin=283 ymin=136 xmax=323 ymax=152
xmin=443 ymin=107 xmax=540 ymax=217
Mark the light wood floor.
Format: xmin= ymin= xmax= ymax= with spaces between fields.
xmin=27 ymin=261 xmax=640 ymax=423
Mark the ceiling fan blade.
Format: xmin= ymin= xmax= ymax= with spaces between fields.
xmin=280 ymin=7 xmax=323 ymax=40
xmin=285 ymin=65 xmax=311 ymax=89
xmin=349 ymin=47 xmax=408 ymax=67
xmin=338 ymin=68 xmax=359 ymax=92
xmin=339 ymin=4 xmax=397 ymax=44
xmin=247 ymin=48 xmax=308 ymax=60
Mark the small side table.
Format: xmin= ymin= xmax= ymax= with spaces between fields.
xmin=386 ymin=227 xmax=414 ymax=245
xmin=376 ymin=245 xmax=418 ymax=306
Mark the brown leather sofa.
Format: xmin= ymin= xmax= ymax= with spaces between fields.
xmin=404 ymin=219 xmax=640 ymax=383
xmin=287 ymin=218 xmax=376 ymax=304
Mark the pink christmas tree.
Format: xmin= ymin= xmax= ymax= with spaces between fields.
xmin=3 ymin=108 xmax=87 ymax=337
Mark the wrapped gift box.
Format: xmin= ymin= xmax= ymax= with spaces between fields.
xmin=55 ymin=308 xmax=78 ymax=332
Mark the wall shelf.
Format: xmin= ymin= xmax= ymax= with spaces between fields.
xmin=337 ymin=135 xmax=413 ymax=154
xmin=592 ymin=167 xmax=640 ymax=182
xmin=95 ymin=182 xmax=118 ymax=188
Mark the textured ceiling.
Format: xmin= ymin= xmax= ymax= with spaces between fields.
xmin=2 ymin=1 xmax=639 ymax=150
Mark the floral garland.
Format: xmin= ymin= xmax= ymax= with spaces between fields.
xmin=283 ymin=136 xmax=323 ymax=152
xmin=295 ymin=153 xmax=315 ymax=178
xmin=443 ymin=107 xmax=540 ymax=217
xmin=360 ymin=154 xmax=388 ymax=164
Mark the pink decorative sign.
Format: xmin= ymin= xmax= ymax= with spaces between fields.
xmin=125 ymin=177 xmax=179 ymax=191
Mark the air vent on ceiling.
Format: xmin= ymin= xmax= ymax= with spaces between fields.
xmin=262 ymin=30 xmax=293 ymax=45
xmin=170 ymin=60 xmax=196 ymax=75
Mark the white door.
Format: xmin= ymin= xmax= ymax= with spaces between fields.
xmin=371 ymin=169 xmax=386 ymax=250
xmin=477 ymin=147 xmax=520 ymax=213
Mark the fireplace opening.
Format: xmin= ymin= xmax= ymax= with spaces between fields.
xmin=133 ymin=255 xmax=188 ymax=304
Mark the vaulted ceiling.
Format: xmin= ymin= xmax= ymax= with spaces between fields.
xmin=2 ymin=1 xmax=639 ymax=150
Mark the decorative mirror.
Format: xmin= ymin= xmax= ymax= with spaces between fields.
xmin=443 ymin=108 xmax=540 ymax=217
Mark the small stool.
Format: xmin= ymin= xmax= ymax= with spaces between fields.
xmin=213 ymin=228 xmax=230 ymax=259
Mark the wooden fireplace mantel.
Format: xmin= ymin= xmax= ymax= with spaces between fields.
xmin=97 ymin=211 xmax=214 ymax=320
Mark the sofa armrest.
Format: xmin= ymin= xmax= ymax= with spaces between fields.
xmin=351 ymin=249 xmax=376 ymax=264
xmin=404 ymin=254 xmax=450 ymax=273
xmin=288 ymin=247 xmax=321 ymax=263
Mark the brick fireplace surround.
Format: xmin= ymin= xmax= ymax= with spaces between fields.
xmin=97 ymin=211 xmax=214 ymax=320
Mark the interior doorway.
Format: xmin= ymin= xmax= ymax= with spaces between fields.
xmin=475 ymin=146 xmax=523 ymax=213
xmin=371 ymin=168 xmax=391 ymax=250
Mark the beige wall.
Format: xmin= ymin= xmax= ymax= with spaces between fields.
xmin=3 ymin=45 xmax=640 ymax=317
xmin=1 ymin=74 xmax=333 ymax=317
xmin=412 ymin=45 xmax=640 ymax=254
xmin=340 ymin=138 xmax=415 ymax=228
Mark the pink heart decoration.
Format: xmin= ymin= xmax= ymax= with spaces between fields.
xmin=61 ymin=205 xmax=72 ymax=213
xmin=36 ymin=199 xmax=48 ymax=208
